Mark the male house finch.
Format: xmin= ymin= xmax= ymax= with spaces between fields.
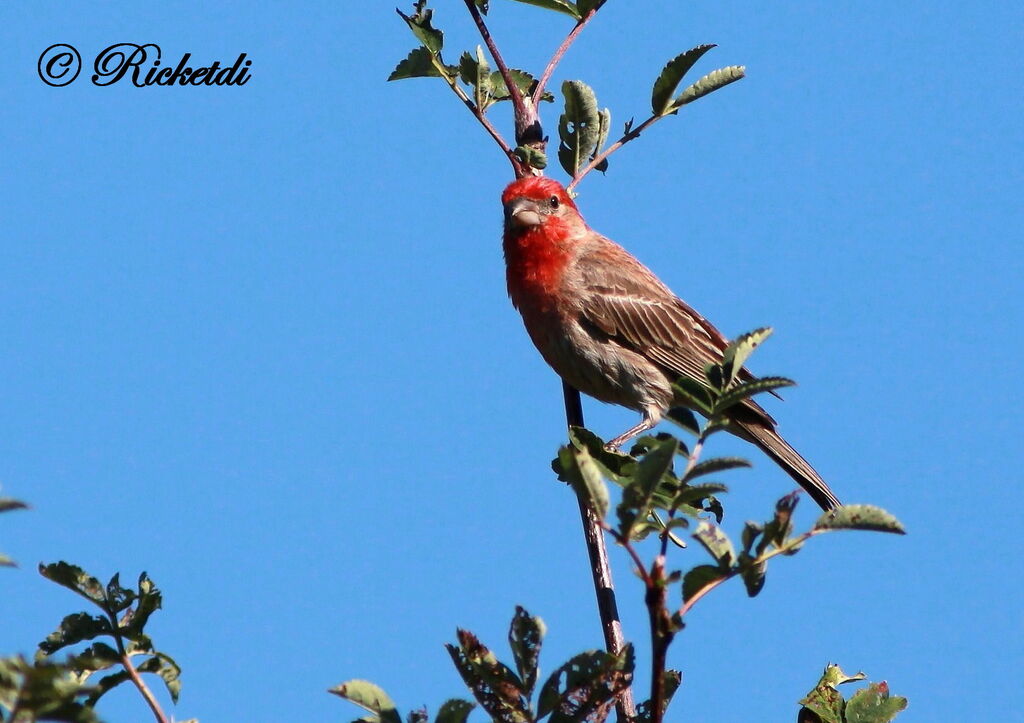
xmin=501 ymin=175 xmax=841 ymax=511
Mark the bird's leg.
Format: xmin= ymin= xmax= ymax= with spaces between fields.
xmin=604 ymin=415 xmax=657 ymax=452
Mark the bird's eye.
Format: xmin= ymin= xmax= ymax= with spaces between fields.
xmin=549 ymin=195 xmax=560 ymax=209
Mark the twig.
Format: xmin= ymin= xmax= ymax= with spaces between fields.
xmin=532 ymin=7 xmax=601 ymax=106
xmin=659 ymin=425 xmax=710 ymax=559
xmin=677 ymin=529 xmax=825 ymax=619
xmin=426 ymin=52 xmax=523 ymax=175
xmin=601 ymin=521 xmax=652 ymax=587
xmin=567 ymin=113 xmax=661 ymax=192
xmin=107 ymin=611 xmax=169 ymax=723
xmin=462 ymin=0 xmax=538 ymax=144
xmin=563 ymin=383 xmax=637 ymax=723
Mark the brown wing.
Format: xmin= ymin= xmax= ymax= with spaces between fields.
xmin=574 ymin=240 xmax=774 ymax=424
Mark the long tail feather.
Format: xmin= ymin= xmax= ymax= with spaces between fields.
xmin=734 ymin=421 xmax=841 ymax=511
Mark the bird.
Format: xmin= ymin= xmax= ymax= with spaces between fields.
xmin=500 ymin=175 xmax=841 ymax=511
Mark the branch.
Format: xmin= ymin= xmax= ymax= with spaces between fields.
xmin=567 ymin=113 xmax=661 ymax=192
xmin=426 ymin=52 xmax=523 ymax=176
xmin=563 ymin=383 xmax=637 ymax=723
xmin=107 ymin=610 xmax=169 ymax=723
xmin=462 ymin=0 xmax=538 ymax=145
xmin=532 ymin=7 xmax=601 ymax=106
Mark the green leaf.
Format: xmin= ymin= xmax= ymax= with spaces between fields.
xmin=738 ymin=552 xmax=766 ymax=597
xmin=617 ymin=437 xmax=678 ymax=540
xmin=536 ymin=647 xmax=633 ymax=723
xmin=692 ymin=520 xmax=735 ymax=567
xmin=651 ymin=44 xmax=716 ymax=115
xmin=508 ymin=607 xmax=546 ymax=698
xmin=665 ymin=407 xmax=700 ymax=437
xmin=814 ymin=505 xmax=906 ymax=535
xmin=0 ymin=655 xmax=100 ymax=723
xmin=845 ymin=681 xmax=908 ymax=723
xmin=123 ymin=573 xmax=162 ymax=641
xmin=669 ymin=65 xmax=746 ymax=111
xmin=575 ymin=446 xmax=609 ymax=518
xmin=137 ymin=652 xmax=182 ymax=705
xmin=104 ymin=573 xmax=137 ymax=614
xmin=388 ymin=47 xmax=448 ymax=81
xmin=39 ymin=562 xmax=108 ymax=607
xmin=505 ymin=0 xmax=581 ymax=20
xmin=672 ymin=482 xmax=728 ymax=511
xmin=681 ymin=564 xmax=723 ymax=603
xmin=435 ymin=699 xmax=476 ymax=723
xmin=84 ymin=669 xmax=131 ymax=706
xmin=566 ymin=426 xmax=636 ymax=483
xmin=459 ymin=47 xmax=491 ymax=108
xmin=513 ymin=145 xmax=548 ymax=171
xmin=490 ymin=69 xmax=554 ymax=103
xmin=819 ymin=663 xmax=867 ymax=689
xmin=446 ymin=630 xmax=530 ymax=723
xmin=397 ymin=1 xmax=444 ymax=54
xmin=713 ymin=376 xmax=795 ymax=413
xmin=720 ymin=327 xmax=773 ymax=388
xmin=38 ymin=613 xmax=113 ymax=655
xmin=575 ymin=0 xmax=606 ymax=15
xmin=634 ymin=669 xmax=682 ymax=723
xmin=329 ymin=680 xmax=402 ymax=723
xmin=557 ymin=80 xmax=601 ymax=177
xmin=682 ymin=456 xmax=751 ymax=483
xmin=671 ymin=376 xmax=714 ymax=415
xmin=474 ymin=0 xmax=490 ymax=13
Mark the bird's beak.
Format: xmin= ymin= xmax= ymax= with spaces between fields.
xmin=505 ymin=198 xmax=542 ymax=229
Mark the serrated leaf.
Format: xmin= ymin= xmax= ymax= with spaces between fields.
xmin=137 ymin=653 xmax=181 ymax=704
xmin=671 ymin=376 xmax=714 ymax=415
xmin=846 ymin=681 xmax=907 ymax=723
xmin=672 ymin=482 xmax=728 ymax=511
xmin=692 ymin=520 xmax=735 ymax=567
xmin=388 ymin=47 xmax=447 ymax=81
xmin=665 ymin=407 xmax=700 ymax=437
xmin=397 ymin=2 xmax=444 ymax=54
xmin=714 ymin=376 xmax=795 ymax=413
xmin=446 ymin=630 xmax=530 ymax=723
xmin=536 ymin=647 xmax=632 ymax=723
xmin=39 ymin=562 xmax=107 ymax=606
xmin=651 ymin=44 xmax=716 ymax=115
xmin=85 ymin=669 xmax=131 ymax=706
xmin=617 ymin=437 xmax=677 ymax=540
xmin=799 ymin=685 xmax=845 ymax=723
xmin=682 ymin=456 xmax=751 ymax=483
xmin=329 ymin=680 xmax=402 ymax=723
xmin=505 ymin=0 xmax=581 ymax=20
xmin=508 ymin=607 xmax=546 ymax=698
xmin=720 ymin=327 xmax=773 ymax=388
xmin=575 ymin=446 xmax=609 ymax=518
xmin=38 ymin=613 xmax=113 ymax=655
xmin=669 ymin=65 xmax=745 ymax=111
xmin=814 ymin=505 xmax=906 ymax=534
xmin=558 ymin=80 xmax=601 ymax=177
xmin=681 ymin=564 xmax=723 ymax=603
xmin=435 ymin=699 xmax=476 ymax=723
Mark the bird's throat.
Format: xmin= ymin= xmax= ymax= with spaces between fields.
xmin=504 ymin=224 xmax=573 ymax=312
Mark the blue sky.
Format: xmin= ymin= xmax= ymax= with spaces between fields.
xmin=2 ymin=1 xmax=1021 ymax=720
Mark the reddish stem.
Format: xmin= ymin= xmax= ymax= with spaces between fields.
xmin=532 ymin=8 xmax=600 ymax=106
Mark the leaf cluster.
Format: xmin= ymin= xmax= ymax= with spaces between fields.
xmin=0 ymin=494 xmax=27 ymax=568
xmin=332 ymin=607 xmax=636 ymax=723
xmin=27 ymin=563 xmax=182 ymax=713
xmin=798 ymin=664 xmax=907 ymax=723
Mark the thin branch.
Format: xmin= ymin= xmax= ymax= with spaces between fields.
xmin=647 ymin=555 xmax=671 ymax=723
xmin=677 ymin=529 xmax=825 ymax=619
xmin=659 ymin=426 xmax=710 ymax=559
xmin=429 ymin=54 xmax=523 ymax=175
xmin=107 ymin=611 xmax=169 ymax=723
xmin=568 ymin=113 xmax=661 ymax=192
xmin=601 ymin=521 xmax=652 ymax=587
xmin=462 ymin=0 xmax=535 ymax=143
xmin=563 ymin=383 xmax=637 ymax=723
xmin=532 ymin=7 xmax=601 ymax=107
